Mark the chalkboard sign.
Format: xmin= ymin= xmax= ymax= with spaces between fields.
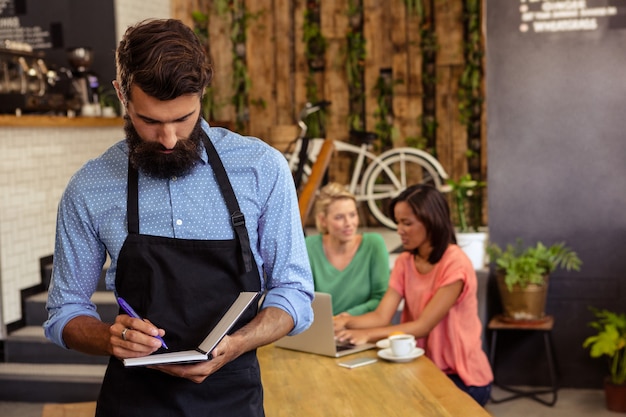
xmin=486 ymin=0 xmax=626 ymax=388
xmin=0 ymin=0 xmax=116 ymax=85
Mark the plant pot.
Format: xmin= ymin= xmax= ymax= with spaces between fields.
xmin=496 ymin=272 xmax=549 ymax=321
xmin=605 ymin=377 xmax=626 ymax=413
xmin=456 ymin=231 xmax=488 ymax=270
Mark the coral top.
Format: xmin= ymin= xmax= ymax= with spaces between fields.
xmin=389 ymin=245 xmax=493 ymax=387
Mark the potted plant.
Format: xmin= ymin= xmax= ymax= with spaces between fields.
xmin=97 ymin=86 xmax=120 ymax=118
xmin=582 ymin=307 xmax=626 ymax=412
xmin=446 ymin=173 xmax=487 ymax=270
xmin=487 ymin=240 xmax=581 ymax=321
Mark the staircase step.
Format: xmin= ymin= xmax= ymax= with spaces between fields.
xmin=0 ymin=363 xmax=105 ymax=402
xmin=24 ymin=290 xmax=118 ymax=327
xmin=5 ymin=326 xmax=109 ymax=365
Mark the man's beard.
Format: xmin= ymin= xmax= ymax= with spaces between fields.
xmin=125 ymin=117 xmax=203 ymax=179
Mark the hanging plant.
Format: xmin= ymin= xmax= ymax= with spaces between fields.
xmin=303 ymin=3 xmax=327 ymax=71
xmin=191 ymin=10 xmax=218 ymax=122
xmin=373 ymin=68 xmax=398 ymax=152
xmin=458 ymin=0 xmax=485 ymax=225
xmin=345 ymin=0 xmax=366 ymax=133
xmin=404 ymin=0 xmax=424 ymax=16
xmin=419 ymin=0 xmax=438 ymax=156
xmin=303 ymin=0 xmax=327 ymax=138
xmin=213 ymin=0 xmax=263 ymax=132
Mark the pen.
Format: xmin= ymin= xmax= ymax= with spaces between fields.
xmin=117 ymin=296 xmax=169 ymax=349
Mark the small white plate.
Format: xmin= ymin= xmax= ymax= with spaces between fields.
xmin=376 ymin=338 xmax=390 ymax=349
xmin=377 ymin=347 xmax=425 ymax=363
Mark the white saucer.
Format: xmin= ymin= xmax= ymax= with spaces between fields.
xmin=375 ymin=338 xmax=390 ymax=349
xmin=377 ymin=347 xmax=424 ymax=363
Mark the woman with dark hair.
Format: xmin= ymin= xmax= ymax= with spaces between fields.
xmin=334 ymin=184 xmax=493 ymax=406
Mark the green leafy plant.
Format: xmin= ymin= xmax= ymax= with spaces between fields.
xmin=345 ymin=0 xmax=366 ymax=132
xmin=97 ymin=86 xmax=120 ymax=116
xmin=302 ymin=1 xmax=327 ymax=138
xmin=303 ymin=5 xmax=327 ymax=70
xmin=191 ymin=10 xmax=218 ymax=122
xmin=404 ymin=0 xmax=424 ymax=16
xmin=458 ymin=0 xmax=485 ymax=226
xmin=446 ymin=173 xmax=485 ymax=232
xmin=487 ymin=240 xmax=582 ymax=291
xmin=373 ymin=69 xmax=403 ymax=152
xmin=419 ymin=10 xmax=438 ymax=156
xmin=583 ymin=308 xmax=626 ymax=385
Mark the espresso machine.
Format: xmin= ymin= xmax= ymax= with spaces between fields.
xmin=0 ymin=40 xmax=76 ymax=113
xmin=66 ymin=46 xmax=101 ymax=114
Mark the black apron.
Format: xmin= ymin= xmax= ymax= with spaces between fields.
xmin=96 ymin=134 xmax=264 ymax=417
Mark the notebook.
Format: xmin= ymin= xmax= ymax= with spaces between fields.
xmin=123 ymin=291 xmax=259 ymax=367
xmin=274 ymin=292 xmax=376 ymax=357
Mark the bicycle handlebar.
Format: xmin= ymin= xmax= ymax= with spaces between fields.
xmin=298 ymin=101 xmax=331 ymax=121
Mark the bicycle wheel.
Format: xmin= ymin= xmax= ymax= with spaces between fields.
xmin=361 ymin=150 xmax=446 ymax=229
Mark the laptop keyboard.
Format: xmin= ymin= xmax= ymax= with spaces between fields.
xmin=336 ymin=340 xmax=357 ymax=352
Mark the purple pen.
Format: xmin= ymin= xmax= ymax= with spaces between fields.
xmin=117 ymin=297 xmax=169 ymax=349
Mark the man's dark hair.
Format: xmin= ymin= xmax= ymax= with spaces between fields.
xmin=116 ymin=18 xmax=212 ymax=103
xmin=389 ymin=184 xmax=456 ymax=264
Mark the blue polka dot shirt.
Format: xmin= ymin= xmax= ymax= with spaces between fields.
xmin=44 ymin=120 xmax=314 ymax=348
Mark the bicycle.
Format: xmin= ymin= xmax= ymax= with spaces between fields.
xmin=284 ymin=101 xmax=449 ymax=229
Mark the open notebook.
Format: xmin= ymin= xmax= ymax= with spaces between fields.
xmin=274 ymin=292 xmax=375 ymax=357
xmin=123 ymin=292 xmax=259 ymax=367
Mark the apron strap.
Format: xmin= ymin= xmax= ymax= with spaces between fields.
xmin=202 ymin=133 xmax=254 ymax=274
xmin=127 ymin=164 xmax=140 ymax=234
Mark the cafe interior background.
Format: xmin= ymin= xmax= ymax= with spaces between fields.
xmin=0 ymin=0 xmax=624 ymax=401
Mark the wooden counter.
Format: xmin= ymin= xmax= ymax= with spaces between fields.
xmin=41 ymin=345 xmax=490 ymax=416
xmin=0 ymin=114 xmax=124 ymax=128
xmin=258 ymin=344 xmax=490 ymax=417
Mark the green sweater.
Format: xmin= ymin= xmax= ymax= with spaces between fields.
xmin=305 ymin=233 xmax=390 ymax=315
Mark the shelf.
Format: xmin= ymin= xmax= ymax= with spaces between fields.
xmin=0 ymin=115 xmax=124 ymax=128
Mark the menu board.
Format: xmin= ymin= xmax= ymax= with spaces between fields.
xmin=0 ymin=0 xmax=116 ymax=83
xmin=518 ymin=0 xmax=626 ymax=33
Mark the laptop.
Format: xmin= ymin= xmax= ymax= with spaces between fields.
xmin=274 ymin=292 xmax=376 ymax=357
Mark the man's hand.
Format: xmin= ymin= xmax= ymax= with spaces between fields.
xmin=152 ymin=306 xmax=295 ymax=383
xmin=110 ymin=315 xmax=165 ymax=359
xmin=149 ymin=334 xmax=239 ymax=383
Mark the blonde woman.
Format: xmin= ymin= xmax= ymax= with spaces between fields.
xmin=305 ymin=182 xmax=389 ymax=316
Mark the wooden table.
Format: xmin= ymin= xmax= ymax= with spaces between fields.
xmin=258 ymin=344 xmax=491 ymax=417
xmin=42 ymin=345 xmax=490 ymax=416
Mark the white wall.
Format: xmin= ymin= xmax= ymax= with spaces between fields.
xmin=0 ymin=0 xmax=172 ymax=330
xmin=0 ymin=127 xmax=122 ymax=327
xmin=114 ymin=0 xmax=172 ymax=44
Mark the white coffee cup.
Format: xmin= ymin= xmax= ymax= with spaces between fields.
xmin=389 ymin=334 xmax=416 ymax=357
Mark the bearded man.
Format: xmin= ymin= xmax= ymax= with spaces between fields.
xmin=44 ymin=18 xmax=313 ymax=417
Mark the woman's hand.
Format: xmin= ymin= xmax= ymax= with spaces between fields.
xmin=335 ymin=328 xmax=370 ymax=346
xmin=333 ymin=312 xmax=351 ymax=331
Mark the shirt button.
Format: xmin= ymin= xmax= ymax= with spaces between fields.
xmin=176 ymin=219 xmax=183 ymax=226
xmin=171 ymin=176 xmax=177 ymax=181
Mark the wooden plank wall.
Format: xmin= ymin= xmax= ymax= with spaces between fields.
xmin=171 ymin=0 xmax=486 ymax=217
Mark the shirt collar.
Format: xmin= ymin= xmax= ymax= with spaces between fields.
xmin=198 ymin=118 xmax=211 ymax=165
